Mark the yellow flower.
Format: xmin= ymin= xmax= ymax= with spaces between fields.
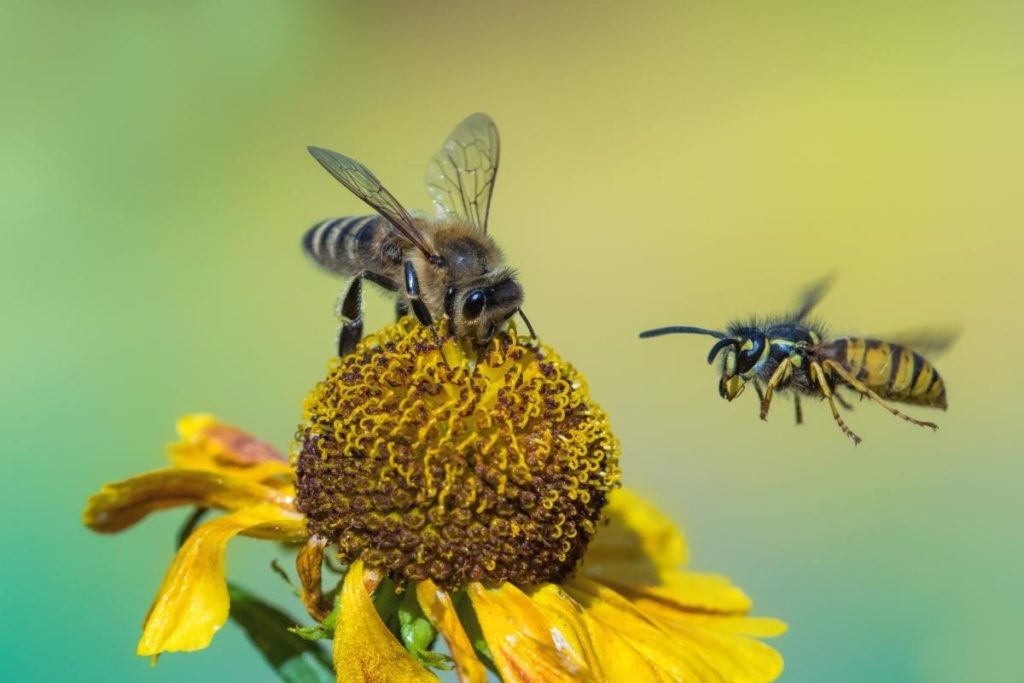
xmin=84 ymin=319 xmax=785 ymax=682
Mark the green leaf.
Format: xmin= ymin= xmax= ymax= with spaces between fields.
xmin=228 ymin=582 xmax=334 ymax=683
xmin=398 ymin=587 xmax=453 ymax=671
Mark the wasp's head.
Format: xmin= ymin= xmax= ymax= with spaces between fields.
xmin=709 ymin=331 xmax=769 ymax=401
xmin=638 ymin=325 xmax=770 ymax=402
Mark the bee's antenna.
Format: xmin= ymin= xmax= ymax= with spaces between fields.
xmin=639 ymin=326 xmax=727 ymax=340
xmin=517 ymin=308 xmax=537 ymax=339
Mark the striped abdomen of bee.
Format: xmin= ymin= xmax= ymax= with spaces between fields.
xmin=302 ymin=214 xmax=403 ymax=284
xmin=822 ymin=338 xmax=947 ymax=409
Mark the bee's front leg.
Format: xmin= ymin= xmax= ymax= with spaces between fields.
xmin=404 ymin=261 xmax=434 ymax=326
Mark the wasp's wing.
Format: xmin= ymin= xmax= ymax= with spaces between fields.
xmin=793 ymin=274 xmax=835 ymax=321
xmin=425 ymin=113 xmax=500 ymax=232
xmin=308 ymin=146 xmax=434 ymax=257
xmin=880 ymin=325 xmax=962 ymax=357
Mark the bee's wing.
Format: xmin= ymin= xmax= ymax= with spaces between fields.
xmin=425 ymin=113 xmax=500 ymax=232
xmin=880 ymin=325 xmax=962 ymax=357
xmin=308 ymin=146 xmax=435 ymax=257
xmin=793 ymin=274 xmax=835 ymax=321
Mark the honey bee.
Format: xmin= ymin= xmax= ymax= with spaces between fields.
xmin=640 ymin=278 xmax=954 ymax=444
xmin=304 ymin=113 xmax=533 ymax=355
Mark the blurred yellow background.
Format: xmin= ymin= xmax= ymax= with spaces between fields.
xmin=2 ymin=1 xmax=1020 ymax=681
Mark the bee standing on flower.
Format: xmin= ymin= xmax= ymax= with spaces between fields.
xmin=304 ymin=112 xmax=533 ymax=355
xmin=640 ymin=277 xmax=954 ymax=444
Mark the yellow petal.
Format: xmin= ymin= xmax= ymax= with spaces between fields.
xmin=467 ymin=582 xmax=595 ymax=683
xmin=137 ymin=504 xmax=304 ymax=656
xmin=566 ymin=577 xmax=703 ymax=681
xmin=568 ymin=577 xmax=784 ymax=683
xmin=334 ymin=560 xmax=437 ymax=683
xmin=575 ymin=606 xmax=674 ymax=683
xmin=527 ymin=584 xmax=605 ymax=680
xmin=416 ymin=579 xmax=487 ymax=683
xmin=169 ymin=414 xmax=292 ymax=484
xmin=585 ymin=488 xmax=687 ymax=583
xmin=595 ymin=571 xmax=753 ymax=615
xmin=84 ymin=469 xmax=294 ymax=533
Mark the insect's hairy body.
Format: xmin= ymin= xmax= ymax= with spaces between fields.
xmin=640 ymin=277 xmax=953 ymax=445
xmin=303 ymin=214 xmax=515 ymax=335
xmin=727 ymin=320 xmax=947 ymax=409
xmin=304 ymin=113 xmax=530 ymax=354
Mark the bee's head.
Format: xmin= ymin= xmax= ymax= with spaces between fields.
xmin=709 ymin=331 xmax=768 ymax=401
xmin=638 ymin=325 xmax=769 ymax=402
xmin=446 ymin=270 xmax=524 ymax=346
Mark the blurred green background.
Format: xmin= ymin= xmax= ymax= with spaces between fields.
xmin=3 ymin=1 xmax=1020 ymax=681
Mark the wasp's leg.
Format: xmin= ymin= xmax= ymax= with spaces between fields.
xmin=821 ymin=360 xmax=938 ymax=431
xmin=835 ymin=391 xmax=855 ymax=411
xmin=760 ymin=356 xmax=792 ymax=421
xmin=753 ymin=380 xmax=766 ymax=405
xmin=404 ymin=261 xmax=434 ymax=327
xmin=810 ymin=361 xmax=862 ymax=445
xmin=336 ymin=275 xmax=364 ymax=357
xmin=296 ymin=535 xmax=331 ymax=621
xmin=794 ymin=393 xmax=803 ymax=425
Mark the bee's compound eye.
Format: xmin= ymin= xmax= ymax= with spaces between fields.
xmin=736 ymin=333 xmax=767 ymax=374
xmin=462 ymin=290 xmax=486 ymax=320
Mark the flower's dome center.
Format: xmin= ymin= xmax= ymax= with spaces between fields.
xmin=295 ymin=319 xmax=621 ymax=590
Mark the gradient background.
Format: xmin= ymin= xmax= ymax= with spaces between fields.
xmin=3 ymin=2 xmax=1020 ymax=681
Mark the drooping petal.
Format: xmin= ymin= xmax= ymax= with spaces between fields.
xmin=169 ymin=414 xmax=292 ymax=484
xmin=584 ymin=488 xmax=687 ymax=583
xmin=415 ymin=580 xmax=487 ymax=683
xmin=296 ymin=535 xmax=331 ymax=621
xmin=334 ymin=560 xmax=437 ymax=683
xmin=84 ymin=469 xmax=294 ymax=533
xmin=467 ymin=582 xmax=596 ymax=683
xmin=137 ymin=504 xmax=306 ymax=656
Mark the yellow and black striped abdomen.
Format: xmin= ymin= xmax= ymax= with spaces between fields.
xmin=824 ymin=338 xmax=947 ymax=409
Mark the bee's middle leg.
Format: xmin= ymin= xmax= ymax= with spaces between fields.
xmin=336 ymin=275 xmax=364 ymax=357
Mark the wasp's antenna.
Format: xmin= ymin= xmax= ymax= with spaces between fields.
xmin=517 ymin=308 xmax=537 ymax=339
xmin=639 ymin=326 xmax=728 ymax=340
xmin=706 ymin=338 xmax=737 ymax=365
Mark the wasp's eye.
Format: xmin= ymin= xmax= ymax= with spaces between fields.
xmin=735 ymin=333 xmax=767 ymax=374
xmin=462 ymin=290 xmax=486 ymax=320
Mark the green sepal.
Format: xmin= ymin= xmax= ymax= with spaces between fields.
xmin=228 ymin=582 xmax=334 ymax=683
xmin=398 ymin=587 xmax=453 ymax=671
xmin=288 ymin=590 xmax=342 ymax=642
xmin=454 ymin=591 xmax=496 ymax=670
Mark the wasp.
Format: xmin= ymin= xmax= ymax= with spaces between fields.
xmin=640 ymin=278 xmax=953 ymax=444
xmin=304 ymin=113 xmax=533 ymax=356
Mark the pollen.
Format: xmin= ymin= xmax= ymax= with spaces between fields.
xmin=295 ymin=318 xmax=621 ymax=590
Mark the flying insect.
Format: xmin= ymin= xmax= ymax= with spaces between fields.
xmin=304 ymin=113 xmax=532 ymax=356
xmin=640 ymin=278 xmax=953 ymax=444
